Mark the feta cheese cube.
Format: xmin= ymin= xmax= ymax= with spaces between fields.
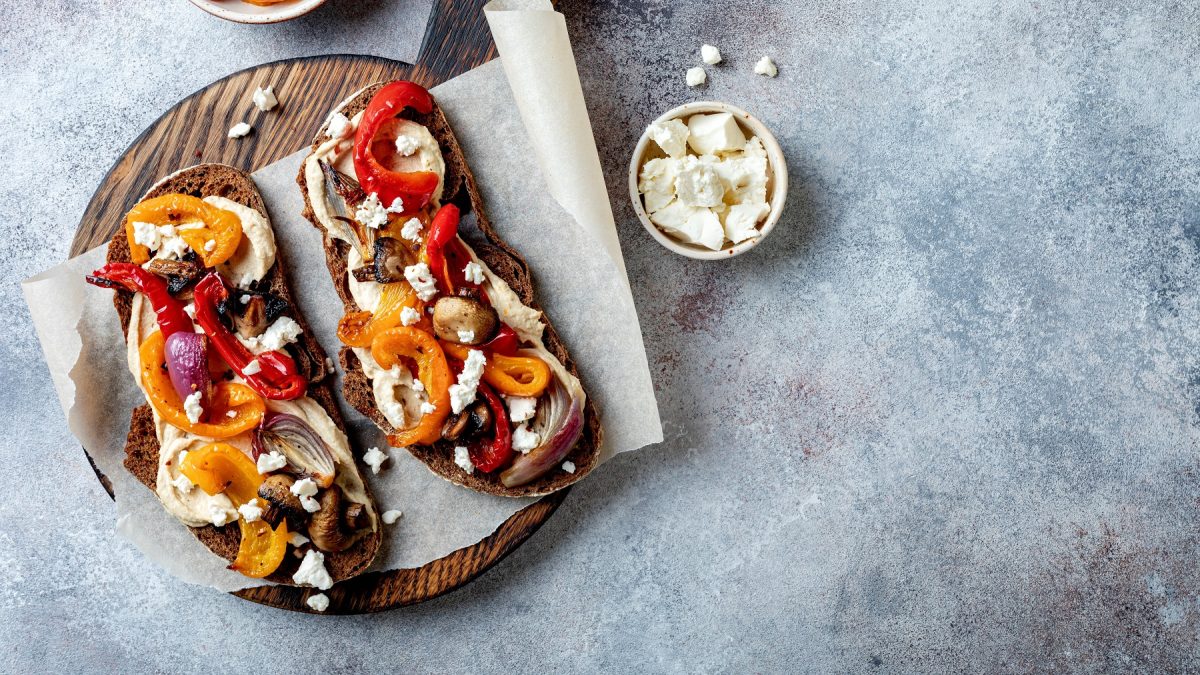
xmin=400 ymin=217 xmax=423 ymax=242
xmin=404 ymin=262 xmax=438 ymax=302
xmin=512 ymin=424 xmax=540 ymax=454
xmin=562 ymin=461 xmax=576 ymax=474
xmin=326 ymin=112 xmax=353 ymax=140
xmin=462 ymin=261 xmax=485 ymax=285
xmin=686 ymin=209 xmax=726 ymax=250
xmin=394 ymin=134 xmax=419 ymax=156
xmin=646 ymin=119 xmax=689 ymax=158
xmin=238 ymin=501 xmax=264 ymax=523
xmin=687 ymin=112 xmax=746 ymax=156
xmin=448 ymin=349 xmax=487 ymax=413
xmin=675 ymin=156 xmax=725 ymax=208
xmin=400 ymin=306 xmax=421 ymax=326
xmin=382 ymin=510 xmax=403 ymax=525
xmin=290 ymin=478 xmax=321 ymax=513
xmin=183 ymin=391 xmax=204 ymax=424
xmin=685 ymin=67 xmax=707 ymax=87
xmin=306 ymin=593 xmax=330 ymax=612
xmin=293 ymin=550 xmax=333 ymax=590
xmin=723 ymin=202 xmax=770 ymax=243
xmin=363 ymin=446 xmax=388 ymax=474
xmin=171 ymin=473 xmax=194 ymax=494
xmin=355 ymin=193 xmax=390 ymax=229
xmin=242 ymin=358 xmax=262 ymax=375
xmin=507 ymin=396 xmax=537 ymax=423
xmin=638 ymin=157 xmax=680 ymax=213
xmin=701 ymin=44 xmax=722 ymax=65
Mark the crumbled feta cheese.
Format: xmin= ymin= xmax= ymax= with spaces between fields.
xmin=238 ymin=501 xmax=263 ymax=523
xmin=419 ymin=401 xmax=437 ymax=415
xmin=382 ymin=510 xmax=403 ymax=525
xmin=209 ymin=505 xmax=232 ymax=527
xmin=228 ymin=122 xmax=252 ymax=138
xmin=324 ymin=357 xmax=335 ymax=371
xmin=754 ymin=55 xmax=778 ymax=77
xmin=686 ymin=67 xmax=707 ymax=87
xmin=256 ymin=450 xmax=287 ymax=474
xmin=400 ymin=217 xmax=423 ymax=242
xmin=562 ymin=461 xmax=576 ymax=474
xmin=171 ymin=473 xmax=194 ymax=494
xmin=327 ymin=112 xmax=353 ymax=140
xmin=386 ymin=197 xmax=405 ymax=213
xmin=243 ymin=358 xmax=262 ymax=375
xmin=183 ymin=391 xmax=204 ymax=424
xmin=226 ymin=410 xmax=237 ymax=418
xmin=293 ymin=549 xmax=333 ymax=590
xmin=507 ymin=396 xmax=537 ymax=423
xmin=363 ymin=446 xmax=388 ymax=475
xmin=182 ymin=302 xmax=197 ymax=319
xmin=646 ymin=119 xmax=690 ymax=159
xmin=399 ymin=306 xmax=421 ymax=326
xmin=355 ymin=192 xmax=390 ymax=229
xmin=687 ymin=112 xmax=747 ymax=156
xmin=131 ymin=221 xmax=160 ymax=250
xmin=457 ymin=329 xmax=475 ymax=344
xmin=411 ymin=378 xmax=425 ymax=393
xmin=403 ymin=262 xmax=438 ymax=301
xmin=239 ymin=294 xmax=251 ymax=304
xmin=394 ymin=134 xmax=420 ymax=156
xmin=675 ymin=156 xmax=725 ymax=208
xmin=250 ymin=316 xmax=303 ymax=352
xmin=453 ymin=446 xmax=475 ymax=474
xmin=700 ymin=44 xmax=722 ymax=65
xmin=203 ymin=239 xmax=216 ymax=252
xmin=290 ymin=477 xmax=321 ymax=513
xmin=448 ymin=349 xmax=487 ymax=414
xmin=252 ymin=85 xmax=278 ymax=112
xmin=512 ymin=424 xmax=540 ymax=454
xmin=650 ymin=201 xmax=725 ymax=250
xmin=306 ymin=593 xmax=330 ymax=612
xmin=288 ymin=532 xmax=309 ymax=547
xmin=462 ymin=261 xmax=485 ymax=285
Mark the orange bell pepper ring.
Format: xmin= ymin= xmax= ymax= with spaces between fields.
xmin=370 ymin=327 xmax=452 ymax=446
xmin=441 ymin=341 xmax=551 ymax=398
xmin=124 ymin=193 xmax=243 ymax=267
xmin=337 ymin=282 xmax=426 ymax=348
xmin=180 ymin=443 xmax=288 ymax=578
xmin=139 ymin=331 xmax=264 ymax=437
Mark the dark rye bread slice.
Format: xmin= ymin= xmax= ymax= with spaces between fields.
xmin=106 ymin=164 xmax=380 ymax=585
xmin=296 ymin=83 xmax=602 ymax=497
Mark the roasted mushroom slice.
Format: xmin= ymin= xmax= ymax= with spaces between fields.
xmin=307 ymin=486 xmax=366 ymax=553
xmin=147 ymin=258 xmax=203 ymax=294
xmin=431 ymin=295 xmax=498 ymax=345
xmin=442 ymin=399 xmax=493 ymax=442
xmin=372 ymin=236 xmax=417 ymax=284
xmin=257 ymin=474 xmax=306 ymax=529
xmin=351 ymin=266 xmax=376 ymax=283
xmin=234 ymin=295 xmax=268 ymax=338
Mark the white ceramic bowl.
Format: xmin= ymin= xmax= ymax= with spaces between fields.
xmin=188 ymin=0 xmax=326 ymax=24
xmin=629 ymin=101 xmax=788 ymax=260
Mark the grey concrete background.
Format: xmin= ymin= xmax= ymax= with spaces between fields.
xmin=3 ymin=0 xmax=1199 ymax=672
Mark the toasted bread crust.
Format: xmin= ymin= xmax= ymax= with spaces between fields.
xmin=108 ymin=164 xmax=381 ymax=584
xmin=298 ymin=84 xmax=602 ymax=497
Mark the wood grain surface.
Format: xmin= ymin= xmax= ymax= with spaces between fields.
xmin=71 ymin=0 xmax=571 ymax=613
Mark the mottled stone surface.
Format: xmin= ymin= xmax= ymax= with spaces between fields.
xmin=4 ymin=0 xmax=1200 ymax=672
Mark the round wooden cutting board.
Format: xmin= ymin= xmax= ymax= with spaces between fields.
xmin=70 ymin=41 xmax=569 ymax=611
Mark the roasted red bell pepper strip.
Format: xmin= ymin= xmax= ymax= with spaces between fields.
xmin=467 ymin=382 xmax=513 ymax=473
xmin=353 ymin=81 xmax=441 ymax=212
xmin=192 ymin=273 xmax=307 ymax=401
xmin=422 ymin=203 xmax=460 ymax=286
xmin=480 ymin=324 xmax=519 ymax=356
xmin=86 ymin=263 xmax=192 ymax=338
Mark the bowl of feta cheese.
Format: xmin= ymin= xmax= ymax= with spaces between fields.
xmin=630 ymin=101 xmax=787 ymax=259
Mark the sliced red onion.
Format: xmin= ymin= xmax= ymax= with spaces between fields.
xmin=500 ymin=375 xmax=585 ymax=488
xmin=252 ymin=412 xmax=338 ymax=487
xmin=164 ymin=332 xmax=210 ymax=416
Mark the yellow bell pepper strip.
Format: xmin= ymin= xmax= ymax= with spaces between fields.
xmin=370 ymin=327 xmax=452 ymax=446
xmin=140 ymin=331 xmax=265 ymax=437
xmin=124 ymin=193 xmax=243 ymax=267
xmin=440 ymin=341 xmax=551 ymax=398
xmin=337 ymin=282 xmax=426 ymax=348
xmin=179 ymin=442 xmax=263 ymax=503
xmin=180 ymin=444 xmax=288 ymax=579
xmin=229 ymin=518 xmax=289 ymax=578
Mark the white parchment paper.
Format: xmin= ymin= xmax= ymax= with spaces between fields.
xmin=22 ymin=5 xmax=661 ymax=592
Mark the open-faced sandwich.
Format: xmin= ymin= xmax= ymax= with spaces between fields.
xmin=297 ymin=81 xmax=602 ymax=497
xmin=86 ymin=164 xmax=380 ymax=588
